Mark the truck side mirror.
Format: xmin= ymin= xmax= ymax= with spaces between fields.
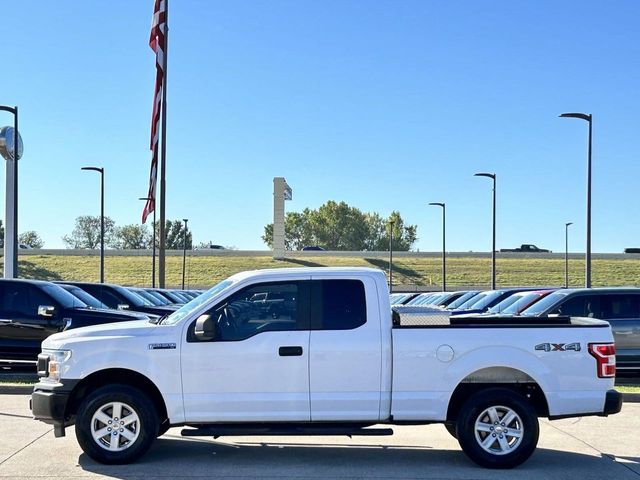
xmin=38 ymin=305 xmax=56 ymax=318
xmin=194 ymin=314 xmax=215 ymax=341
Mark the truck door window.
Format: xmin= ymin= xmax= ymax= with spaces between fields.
xmin=0 ymin=284 xmax=54 ymax=318
xmin=189 ymin=281 xmax=308 ymax=342
xmin=555 ymin=295 xmax=601 ymax=318
xmin=312 ymin=280 xmax=366 ymax=330
xmin=600 ymin=294 xmax=640 ymax=319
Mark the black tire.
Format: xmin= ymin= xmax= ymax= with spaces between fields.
xmin=456 ymin=388 xmax=539 ymax=469
xmin=75 ymin=384 xmax=158 ymax=464
xmin=444 ymin=423 xmax=458 ymax=439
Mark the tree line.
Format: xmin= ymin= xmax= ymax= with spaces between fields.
xmin=3 ymin=200 xmax=418 ymax=251
xmin=263 ymin=201 xmax=417 ymax=251
xmin=63 ymin=216 xmax=193 ymax=250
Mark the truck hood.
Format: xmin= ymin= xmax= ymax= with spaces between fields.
xmin=70 ymin=307 xmax=151 ymax=321
xmin=43 ymin=320 xmax=163 ymax=350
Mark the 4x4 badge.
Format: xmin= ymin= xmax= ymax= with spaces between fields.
xmin=535 ymin=342 xmax=581 ymax=352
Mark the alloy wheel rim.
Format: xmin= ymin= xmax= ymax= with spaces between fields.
xmin=474 ymin=405 xmax=523 ymax=456
xmin=90 ymin=401 xmax=140 ymax=451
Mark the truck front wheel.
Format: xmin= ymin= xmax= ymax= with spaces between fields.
xmin=456 ymin=388 xmax=539 ymax=469
xmin=75 ymin=384 xmax=158 ymax=464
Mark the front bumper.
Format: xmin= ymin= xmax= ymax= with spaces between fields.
xmin=30 ymin=379 xmax=79 ymax=437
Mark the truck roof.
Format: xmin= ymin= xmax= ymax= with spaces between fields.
xmin=229 ymin=267 xmax=384 ymax=282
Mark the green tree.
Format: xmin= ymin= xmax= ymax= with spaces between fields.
xmin=19 ymin=231 xmax=45 ymax=248
xmin=62 ymin=215 xmax=116 ymax=249
xmin=262 ymin=202 xmax=417 ymax=251
xmin=154 ymin=220 xmax=192 ymax=250
xmin=368 ymin=211 xmax=418 ymax=251
xmin=113 ymin=224 xmax=151 ymax=249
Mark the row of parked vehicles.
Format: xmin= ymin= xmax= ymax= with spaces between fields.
xmin=0 ymin=278 xmax=202 ymax=364
xmin=390 ymin=286 xmax=640 ymax=373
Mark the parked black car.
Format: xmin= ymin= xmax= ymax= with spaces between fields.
xmin=0 ymin=279 xmax=150 ymax=362
xmin=63 ymin=282 xmax=178 ymax=316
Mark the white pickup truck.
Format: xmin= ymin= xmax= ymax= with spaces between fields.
xmin=31 ymin=267 xmax=621 ymax=468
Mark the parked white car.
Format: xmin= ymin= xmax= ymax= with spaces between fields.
xmin=31 ymin=267 xmax=621 ymax=468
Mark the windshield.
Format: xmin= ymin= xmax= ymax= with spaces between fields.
xmin=520 ymin=291 xmax=568 ymax=316
xmin=456 ymin=291 xmax=490 ymax=310
xmin=501 ymin=292 xmax=546 ymax=315
xmin=59 ymin=285 xmax=107 ymax=309
xmin=424 ymin=293 xmax=447 ymax=305
xmin=133 ymin=289 xmax=164 ymax=306
xmin=447 ymin=291 xmax=479 ymax=310
xmin=161 ymin=280 xmax=234 ymax=325
xmin=463 ymin=291 xmax=503 ymax=311
xmin=487 ymin=293 xmax=523 ymax=313
xmin=113 ymin=285 xmax=153 ymax=307
xmin=42 ymin=284 xmax=89 ymax=309
xmin=145 ymin=290 xmax=172 ymax=305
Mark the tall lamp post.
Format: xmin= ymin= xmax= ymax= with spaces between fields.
xmin=560 ymin=112 xmax=593 ymax=288
xmin=81 ymin=166 xmax=105 ymax=283
xmin=565 ymin=222 xmax=573 ymax=288
xmin=181 ymin=218 xmax=189 ymax=289
xmin=429 ymin=202 xmax=446 ymax=291
xmin=474 ymin=172 xmax=497 ymax=289
xmin=388 ymin=220 xmax=395 ymax=293
xmin=139 ymin=197 xmax=156 ymax=287
xmin=0 ymin=105 xmax=22 ymax=279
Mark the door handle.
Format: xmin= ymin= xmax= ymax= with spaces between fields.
xmin=279 ymin=346 xmax=303 ymax=356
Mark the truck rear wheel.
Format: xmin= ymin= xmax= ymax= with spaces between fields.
xmin=75 ymin=384 xmax=158 ymax=464
xmin=456 ymin=388 xmax=539 ymax=469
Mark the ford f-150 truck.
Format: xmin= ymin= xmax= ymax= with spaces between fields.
xmin=31 ymin=268 xmax=621 ymax=469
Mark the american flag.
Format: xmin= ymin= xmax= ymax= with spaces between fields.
xmin=142 ymin=0 xmax=167 ymax=224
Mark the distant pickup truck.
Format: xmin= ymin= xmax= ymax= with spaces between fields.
xmin=31 ymin=267 xmax=621 ymax=468
xmin=500 ymin=244 xmax=551 ymax=253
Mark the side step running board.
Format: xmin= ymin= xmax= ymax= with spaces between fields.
xmin=181 ymin=425 xmax=394 ymax=439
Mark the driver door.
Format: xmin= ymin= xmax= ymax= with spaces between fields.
xmin=181 ymin=279 xmax=311 ymax=422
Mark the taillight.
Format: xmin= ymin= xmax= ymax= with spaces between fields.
xmin=588 ymin=343 xmax=616 ymax=378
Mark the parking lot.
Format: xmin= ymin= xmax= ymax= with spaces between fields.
xmin=0 ymin=394 xmax=637 ymax=480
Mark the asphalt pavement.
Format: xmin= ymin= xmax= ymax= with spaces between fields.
xmin=0 ymin=394 xmax=638 ymax=480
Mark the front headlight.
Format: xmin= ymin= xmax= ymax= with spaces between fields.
xmin=42 ymin=349 xmax=72 ymax=383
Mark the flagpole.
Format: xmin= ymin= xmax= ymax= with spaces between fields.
xmin=158 ymin=0 xmax=168 ymax=288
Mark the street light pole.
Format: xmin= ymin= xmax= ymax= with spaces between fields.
xmin=565 ymin=222 xmax=573 ymax=288
xmin=388 ymin=220 xmax=395 ymax=293
xmin=0 ymin=105 xmax=21 ymax=278
xmin=474 ymin=172 xmax=497 ymax=289
xmin=429 ymin=202 xmax=446 ymax=291
xmin=139 ymin=197 xmax=156 ymax=288
xmin=560 ymin=112 xmax=592 ymax=288
xmin=81 ymin=166 xmax=105 ymax=283
xmin=181 ymin=218 xmax=189 ymax=289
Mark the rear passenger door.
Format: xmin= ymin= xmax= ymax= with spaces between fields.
xmin=308 ymin=276 xmax=382 ymax=421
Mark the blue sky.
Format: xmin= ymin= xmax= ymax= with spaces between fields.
xmin=2 ymin=1 xmax=640 ymax=252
